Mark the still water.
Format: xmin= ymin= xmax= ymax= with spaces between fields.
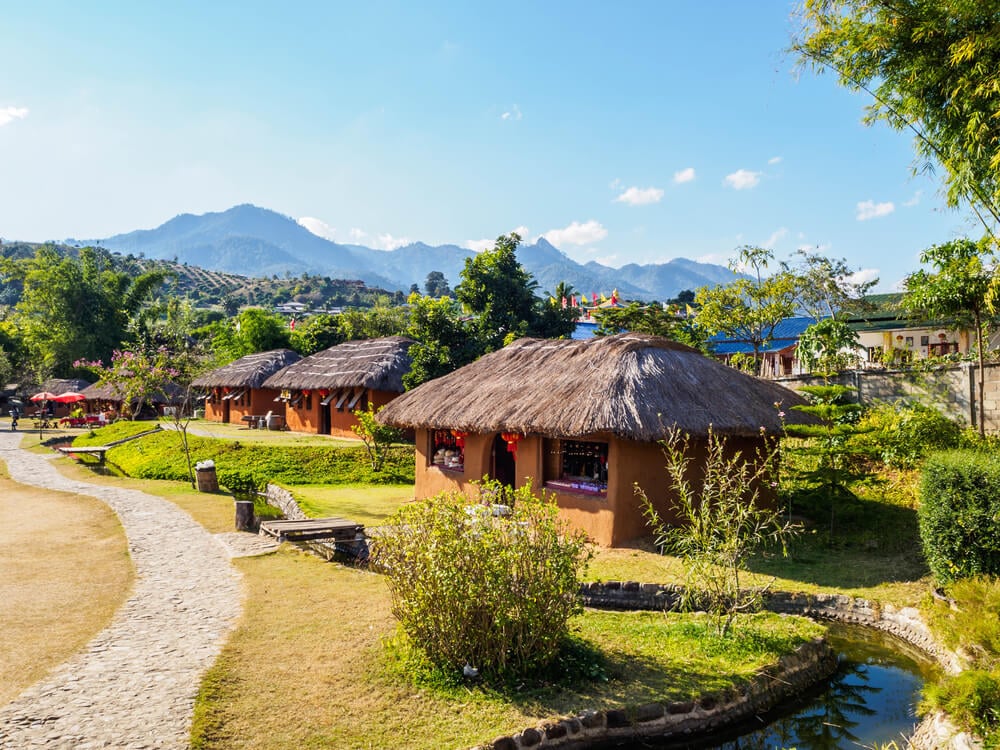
xmin=621 ymin=623 xmax=940 ymax=750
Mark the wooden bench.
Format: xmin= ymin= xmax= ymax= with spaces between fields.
xmin=258 ymin=517 xmax=365 ymax=544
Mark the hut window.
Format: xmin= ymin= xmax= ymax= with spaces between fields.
xmin=430 ymin=429 xmax=464 ymax=472
xmin=544 ymin=439 xmax=608 ymax=497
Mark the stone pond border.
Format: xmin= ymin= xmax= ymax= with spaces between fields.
xmin=257 ymin=486 xmax=982 ymax=749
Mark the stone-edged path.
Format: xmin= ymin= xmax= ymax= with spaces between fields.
xmin=0 ymin=432 xmax=243 ymax=749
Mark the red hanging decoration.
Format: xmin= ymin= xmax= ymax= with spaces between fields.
xmin=450 ymin=430 xmax=468 ymax=449
xmin=318 ymin=389 xmax=329 ymax=398
xmin=302 ymin=390 xmax=311 ymax=398
xmin=500 ymin=432 xmax=522 ymax=458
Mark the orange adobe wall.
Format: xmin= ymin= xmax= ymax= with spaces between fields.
xmin=283 ymin=388 xmax=400 ymax=437
xmin=411 ymin=429 xmax=772 ymax=548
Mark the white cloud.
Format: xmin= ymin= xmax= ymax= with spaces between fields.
xmin=608 ymin=177 xmax=622 ymax=190
xmin=763 ymin=227 xmax=788 ymax=248
xmin=723 ymin=169 xmax=761 ymax=190
xmin=375 ymin=233 xmax=412 ymax=250
xmin=846 ymin=268 xmax=880 ymax=286
xmin=464 ymin=239 xmax=494 ymax=252
xmin=856 ymin=199 xmax=895 ymax=221
xmin=903 ymin=190 xmax=922 ymax=207
xmin=0 ymin=106 xmax=29 ymax=127
xmin=501 ymin=104 xmax=522 ymax=121
xmin=298 ymin=216 xmax=337 ymax=241
xmin=768 ymin=156 xmax=782 ymax=165
xmin=614 ymin=186 xmax=664 ymax=206
xmin=673 ymin=167 xmax=696 ymax=184
xmin=595 ymin=255 xmax=620 ymax=267
xmin=543 ymin=220 xmax=608 ymax=247
xmin=696 ymin=252 xmax=731 ymax=266
xmin=348 ymin=228 xmax=368 ymax=243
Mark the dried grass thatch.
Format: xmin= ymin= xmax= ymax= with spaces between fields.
xmin=378 ymin=334 xmax=815 ymax=440
xmin=263 ymin=337 xmax=414 ymax=392
xmin=40 ymin=378 xmax=92 ymax=394
xmin=191 ymin=349 xmax=302 ymax=389
xmin=82 ymin=380 xmax=185 ymax=405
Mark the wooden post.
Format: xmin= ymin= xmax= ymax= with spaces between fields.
xmin=234 ymin=500 xmax=255 ymax=532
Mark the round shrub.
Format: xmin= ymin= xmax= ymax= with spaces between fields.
xmin=856 ymin=401 xmax=961 ymax=469
xmin=373 ymin=481 xmax=591 ymax=680
xmin=919 ymin=450 xmax=1000 ymax=583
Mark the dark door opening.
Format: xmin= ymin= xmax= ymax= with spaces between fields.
xmin=491 ymin=433 xmax=516 ymax=488
xmin=320 ymin=403 xmax=331 ymax=435
xmin=223 ymin=399 xmax=230 ymax=424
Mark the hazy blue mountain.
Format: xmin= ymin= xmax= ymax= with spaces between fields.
xmin=91 ymin=204 xmax=737 ymax=299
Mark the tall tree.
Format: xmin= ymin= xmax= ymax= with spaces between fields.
xmin=403 ymin=295 xmax=478 ymax=389
xmin=903 ymin=237 xmax=994 ymax=436
xmin=423 ymin=270 xmax=452 ymax=297
xmin=789 ymin=249 xmax=878 ymax=321
xmin=2 ymin=245 xmax=165 ymax=378
xmin=208 ymin=307 xmax=291 ymax=363
xmin=793 ymin=0 xmax=1000 ymax=231
xmin=456 ymin=232 xmax=575 ymax=351
xmin=695 ymin=246 xmax=798 ymax=376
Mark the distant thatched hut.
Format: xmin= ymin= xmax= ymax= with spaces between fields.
xmin=377 ymin=334 xmax=813 ymax=547
xmin=82 ymin=381 xmax=185 ymax=419
xmin=192 ymin=349 xmax=302 ymax=426
xmin=262 ymin=336 xmax=414 ymax=437
xmin=38 ymin=378 xmax=93 ymax=418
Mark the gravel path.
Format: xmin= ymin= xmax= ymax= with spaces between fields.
xmin=0 ymin=432 xmax=244 ymax=749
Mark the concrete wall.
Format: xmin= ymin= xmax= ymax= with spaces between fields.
xmin=778 ymin=361 xmax=1000 ymax=432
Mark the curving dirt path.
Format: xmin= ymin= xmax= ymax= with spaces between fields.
xmin=0 ymin=432 xmax=243 ymax=749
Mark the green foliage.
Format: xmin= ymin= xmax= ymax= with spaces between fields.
xmin=592 ymin=301 xmax=705 ymax=349
xmin=638 ymin=427 xmax=794 ymax=637
xmin=75 ymin=428 xmax=414 ymax=486
xmin=695 ymin=246 xmax=798 ymax=376
xmin=854 ymin=401 xmax=962 ymax=469
xmin=922 ymin=669 xmax=1000 ymax=743
xmin=218 ymin=467 xmax=261 ymax=498
xmin=789 ymin=249 xmax=878 ymax=321
xmin=423 ymin=270 xmax=451 ymax=297
xmin=350 ymin=403 xmax=403 ymax=471
xmin=0 ymin=245 xmax=166 ymax=377
xmin=919 ymin=451 xmax=1000 ymax=584
xmin=795 ymin=318 xmax=860 ymax=375
xmin=75 ymin=347 xmax=180 ymax=421
xmin=793 ymin=1 xmax=1000 ymax=222
xmin=373 ymin=481 xmax=591 ymax=680
xmin=926 ymin=576 xmax=1000 ymax=671
xmin=403 ymin=294 xmax=479 ymax=388
xmin=784 ymin=384 xmax=869 ymax=539
xmin=207 ymin=307 xmax=291 ymax=362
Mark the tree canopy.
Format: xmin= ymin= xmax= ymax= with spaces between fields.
xmin=793 ymin=0 xmax=1000 ymax=229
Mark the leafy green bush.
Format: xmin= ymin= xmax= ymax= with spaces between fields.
xmin=373 ymin=481 xmax=591 ymax=681
xmin=855 ymin=401 xmax=961 ymax=468
xmin=921 ymin=669 xmax=1000 ymax=742
xmin=919 ymin=451 xmax=1000 ymax=583
xmin=925 ymin=576 xmax=1000 ymax=670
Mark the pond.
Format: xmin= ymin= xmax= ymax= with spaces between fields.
xmin=620 ymin=622 xmax=941 ymax=750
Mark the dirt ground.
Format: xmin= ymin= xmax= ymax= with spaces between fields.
xmin=0 ymin=478 xmax=134 ymax=703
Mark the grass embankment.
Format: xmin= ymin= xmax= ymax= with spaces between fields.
xmin=190 ymin=546 xmax=823 ymax=750
xmin=70 ymin=420 xmax=414 ymax=487
xmin=0 ymin=476 xmax=133 ymax=703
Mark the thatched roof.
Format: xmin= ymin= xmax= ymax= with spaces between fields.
xmin=191 ymin=349 xmax=302 ymax=389
xmin=82 ymin=380 xmax=185 ymax=405
xmin=263 ymin=337 xmax=414 ymax=393
xmin=377 ymin=334 xmax=814 ymax=441
xmin=40 ymin=378 xmax=92 ymax=394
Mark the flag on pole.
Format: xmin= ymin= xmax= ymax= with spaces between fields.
xmin=289 ymin=317 xmax=296 ymax=330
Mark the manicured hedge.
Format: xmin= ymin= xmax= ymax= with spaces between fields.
xmin=73 ymin=428 xmax=414 ymax=487
xmin=919 ymin=450 xmax=1000 ymax=584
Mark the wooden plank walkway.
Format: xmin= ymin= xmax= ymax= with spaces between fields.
xmin=56 ymin=445 xmax=111 ymax=463
xmin=258 ymin=517 xmax=365 ymax=543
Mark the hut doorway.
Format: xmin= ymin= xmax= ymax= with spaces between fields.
xmin=222 ymin=399 xmax=230 ymax=424
xmin=490 ymin=434 xmax=516 ymax=488
xmin=319 ymin=403 xmax=331 ymax=435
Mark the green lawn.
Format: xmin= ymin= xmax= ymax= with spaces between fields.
xmin=293 ymin=484 xmax=415 ymax=526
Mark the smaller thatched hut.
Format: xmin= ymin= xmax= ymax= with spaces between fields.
xmin=82 ymin=381 xmax=185 ymax=420
xmin=262 ymin=336 xmax=414 ymax=437
xmin=192 ymin=349 xmax=302 ymax=426
xmin=377 ymin=333 xmax=814 ymax=547
xmin=37 ymin=378 xmax=93 ymax=418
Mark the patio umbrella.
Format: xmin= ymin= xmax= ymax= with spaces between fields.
xmin=30 ymin=391 xmax=58 ymax=402
xmin=52 ymin=391 xmax=86 ymax=403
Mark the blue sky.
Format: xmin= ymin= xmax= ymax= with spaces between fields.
xmin=0 ymin=1 xmax=980 ymax=290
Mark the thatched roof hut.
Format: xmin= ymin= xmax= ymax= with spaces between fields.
xmin=82 ymin=380 xmax=185 ymax=405
xmin=40 ymin=378 xmax=92 ymax=394
xmin=262 ymin=337 xmax=414 ymax=393
xmin=192 ymin=349 xmax=302 ymax=389
xmin=378 ymin=333 xmax=812 ymax=440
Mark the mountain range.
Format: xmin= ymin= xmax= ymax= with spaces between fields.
xmin=79 ymin=204 xmax=737 ymax=300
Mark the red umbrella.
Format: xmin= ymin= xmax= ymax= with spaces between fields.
xmin=30 ymin=391 xmax=59 ymax=402
xmin=52 ymin=391 xmax=87 ymax=403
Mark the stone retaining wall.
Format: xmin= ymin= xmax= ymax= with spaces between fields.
xmin=473 ymin=639 xmax=837 ymax=750
xmin=263 ymin=483 xmax=308 ymax=521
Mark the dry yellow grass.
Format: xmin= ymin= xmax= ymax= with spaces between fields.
xmin=0 ymin=477 xmax=134 ymax=703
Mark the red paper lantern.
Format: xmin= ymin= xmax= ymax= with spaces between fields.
xmin=500 ymin=432 xmax=522 ymax=458
xmin=319 ymin=389 xmax=329 ymax=398
xmin=450 ymin=430 xmax=468 ymax=449
xmin=302 ymin=390 xmax=311 ymax=397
